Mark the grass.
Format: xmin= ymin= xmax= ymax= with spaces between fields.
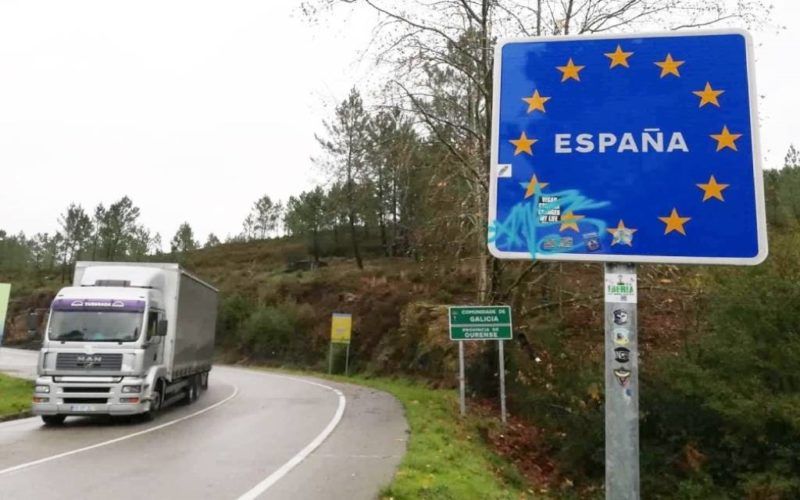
xmin=345 ymin=376 xmax=536 ymax=500
xmin=0 ymin=373 xmax=33 ymax=419
xmin=256 ymin=366 xmax=541 ymax=499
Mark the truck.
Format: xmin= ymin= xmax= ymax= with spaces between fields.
xmin=32 ymin=262 xmax=218 ymax=425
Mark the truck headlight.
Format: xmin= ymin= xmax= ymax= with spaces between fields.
xmin=121 ymin=385 xmax=141 ymax=393
xmin=35 ymin=385 xmax=50 ymax=393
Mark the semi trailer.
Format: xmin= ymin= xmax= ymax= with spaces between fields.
xmin=32 ymin=262 xmax=218 ymax=425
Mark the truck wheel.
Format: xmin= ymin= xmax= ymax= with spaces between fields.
xmin=200 ymin=371 xmax=209 ymax=390
xmin=183 ymin=375 xmax=199 ymax=404
xmin=143 ymin=381 xmax=164 ymax=420
xmin=41 ymin=415 xmax=66 ymax=426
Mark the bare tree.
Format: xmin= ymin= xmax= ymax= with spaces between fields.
xmin=304 ymin=0 xmax=770 ymax=301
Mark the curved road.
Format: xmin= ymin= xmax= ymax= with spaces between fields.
xmin=0 ymin=348 xmax=407 ymax=500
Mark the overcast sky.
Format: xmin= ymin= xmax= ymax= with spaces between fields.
xmin=1 ymin=1 xmax=797 ymax=243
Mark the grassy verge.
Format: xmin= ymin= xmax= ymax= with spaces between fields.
xmin=255 ymin=366 xmax=541 ymax=499
xmin=348 ymin=376 xmax=537 ymax=499
xmin=0 ymin=373 xmax=33 ymax=420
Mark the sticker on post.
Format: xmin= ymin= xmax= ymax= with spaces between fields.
xmin=623 ymin=388 xmax=633 ymax=405
xmin=605 ymin=273 xmax=637 ymax=303
xmin=612 ymin=309 xmax=629 ymax=325
xmin=614 ymin=347 xmax=631 ymax=363
xmin=613 ymin=327 xmax=631 ymax=345
xmin=614 ymin=368 xmax=631 ymax=387
xmin=497 ymin=164 xmax=512 ymax=178
xmin=583 ymin=232 xmax=601 ymax=252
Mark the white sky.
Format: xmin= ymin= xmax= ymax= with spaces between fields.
xmin=0 ymin=1 xmax=798 ymax=243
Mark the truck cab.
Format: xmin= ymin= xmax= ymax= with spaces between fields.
xmin=32 ymin=263 xmax=217 ymax=425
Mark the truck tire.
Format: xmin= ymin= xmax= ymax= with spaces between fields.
xmin=143 ymin=380 xmax=165 ymax=420
xmin=200 ymin=371 xmax=209 ymax=390
xmin=183 ymin=375 xmax=199 ymax=404
xmin=41 ymin=415 xmax=66 ymax=426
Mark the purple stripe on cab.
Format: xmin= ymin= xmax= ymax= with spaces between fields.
xmin=52 ymin=298 xmax=146 ymax=312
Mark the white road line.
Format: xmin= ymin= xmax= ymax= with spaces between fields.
xmin=237 ymin=373 xmax=347 ymax=500
xmin=0 ymin=385 xmax=239 ymax=476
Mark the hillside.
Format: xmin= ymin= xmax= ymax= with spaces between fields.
xmin=3 ymin=163 xmax=800 ymax=497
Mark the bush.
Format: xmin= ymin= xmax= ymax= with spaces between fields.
xmin=216 ymin=294 xmax=255 ymax=346
xmin=236 ymin=301 xmax=317 ymax=363
xmin=641 ymin=232 xmax=800 ymax=498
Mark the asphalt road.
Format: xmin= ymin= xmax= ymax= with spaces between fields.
xmin=0 ymin=347 xmax=407 ymax=500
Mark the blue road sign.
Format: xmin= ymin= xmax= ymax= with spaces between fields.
xmin=488 ymin=30 xmax=767 ymax=265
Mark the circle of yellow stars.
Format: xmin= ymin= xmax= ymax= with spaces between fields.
xmin=508 ymin=41 xmax=747 ymax=244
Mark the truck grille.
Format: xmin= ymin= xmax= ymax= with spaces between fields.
xmin=56 ymin=353 xmax=123 ymax=371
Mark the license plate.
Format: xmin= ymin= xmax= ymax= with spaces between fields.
xmin=70 ymin=405 xmax=94 ymax=412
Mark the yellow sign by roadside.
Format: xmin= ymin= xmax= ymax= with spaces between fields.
xmin=0 ymin=283 xmax=10 ymax=345
xmin=330 ymin=313 xmax=352 ymax=344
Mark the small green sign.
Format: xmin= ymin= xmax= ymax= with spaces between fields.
xmin=449 ymin=306 xmax=512 ymax=340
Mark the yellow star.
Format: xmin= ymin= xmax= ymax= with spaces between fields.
xmin=607 ymin=220 xmax=638 ymax=246
xmin=559 ymin=211 xmax=585 ymax=232
xmin=510 ymin=131 xmax=537 ymax=156
xmin=710 ymin=125 xmax=742 ymax=151
xmin=604 ymin=45 xmax=633 ymax=68
xmin=692 ymin=82 xmax=724 ymax=107
xmin=697 ymin=175 xmax=729 ymax=202
xmin=556 ymin=58 xmax=585 ymax=82
xmin=524 ymin=174 xmax=549 ymax=199
xmin=654 ymin=53 xmax=684 ymax=78
xmin=521 ymin=90 xmax=551 ymax=113
xmin=658 ymin=208 xmax=691 ymax=235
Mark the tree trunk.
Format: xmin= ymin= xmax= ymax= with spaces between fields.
xmin=311 ymin=227 xmax=320 ymax=263
xmin=345 ymin=135 xmax=364 ymax=269
xmin=60 ymin=249 xmax=68 ymax=283
xmin=378 ymin=214 xmax=388 ymax=257
xmin=348 ymin=210 xmax=363 ymax=269
xmin=377 ymin=162 xmax=389 ymax=256
xmin=476 ymin=0 xmax=493 ymax=303
xmin=391 ymin=167 xmax=398 ymax=256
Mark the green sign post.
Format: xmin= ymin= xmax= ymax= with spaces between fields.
xmin=449 ymin=305 xmax=512 ymax=422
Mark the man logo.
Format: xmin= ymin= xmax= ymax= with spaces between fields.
xmin=76 ymin=354 xmax=103 ymax=368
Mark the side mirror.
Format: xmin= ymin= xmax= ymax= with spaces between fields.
xmin=156 ymin=319 xmax=168 ymax=336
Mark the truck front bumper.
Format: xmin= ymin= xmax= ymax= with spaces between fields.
xmin=32 ymin=376 xmax=152 ymax=416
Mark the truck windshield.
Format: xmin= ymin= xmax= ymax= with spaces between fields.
xmin=49 ymin=311 xmax=143 ymax=342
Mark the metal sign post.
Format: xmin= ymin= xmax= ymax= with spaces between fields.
xmin=498 ymin=339 xmax=507 ymax=424
xmin=458 ymin=341 xmax=466 ymax=417
xmin=604 ymin=263 xmax=639 ymax=499
xmin=345 ymin=343 xmax=350 ymax=376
